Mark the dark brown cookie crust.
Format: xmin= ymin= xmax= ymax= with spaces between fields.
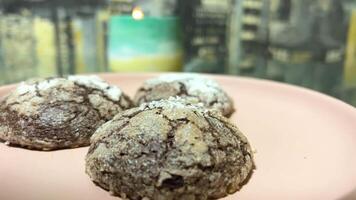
xmin=134 ymin=74 xmax=235 ymax=117
xmin=86 ymin=99 xmax=254 ymax=200
xmin=0 ymin=76 xmax=133 ymax=150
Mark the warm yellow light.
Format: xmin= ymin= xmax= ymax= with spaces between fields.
xmin=132 ymin=7 xmax=144 ymax=20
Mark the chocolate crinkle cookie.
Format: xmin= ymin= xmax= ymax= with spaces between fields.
xmin=86 ymin=97 xmax=254 ymax=200
xmin=134 ymin=74 xmax=235 ymax=117
xmin=0 ymin=75 xmax=133 ymax=150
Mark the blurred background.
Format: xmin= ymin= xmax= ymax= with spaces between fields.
xmin=0 ymin=0 xmax=356 ymax=106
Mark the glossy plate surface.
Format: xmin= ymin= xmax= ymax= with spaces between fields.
xmin=1 ymin=73 xmax=356 ymax=200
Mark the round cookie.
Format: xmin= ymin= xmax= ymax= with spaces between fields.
xmin=0 ymin=75 xmax=133 ymax=150
xmin=134 ymin=74 xmax=235 ymax=117
xmin=86 ymin=97 xmax=254 ymax=200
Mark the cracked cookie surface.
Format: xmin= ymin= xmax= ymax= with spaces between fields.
xmin=134 ymin=74 xmax=235 ymax=117
xmin=0 ymin=75 xmax=133 ymax=150
xmin=86 ymin=97 xmax=254 ymax=200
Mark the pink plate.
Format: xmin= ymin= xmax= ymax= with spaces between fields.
xmin=1 ymin=73 xmax=356 ymax=200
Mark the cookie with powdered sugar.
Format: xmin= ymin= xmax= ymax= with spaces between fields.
xmin=134 ymin=74 xmax=235 ymax=117
xmin=0 ymin=75 xmax=133 ymax=150
xmin=86 ymin=97 xmax=254 ymax=200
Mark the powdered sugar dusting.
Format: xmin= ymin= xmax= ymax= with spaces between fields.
xmin=145 ymin=73 xmax=227 ymax=104
xmin=16 ymin=78 xmax=68 ymax=95
xmin=141 ymin=96 xmax=206 ymax=112
xmin=16 ymin=82 xmax=36 ymax=95
xmin=146 ymin=73 xmax=221 ymax=95
xmin=37 ymin=78 xmax=63 ymax=91
xmin=68 ymin=75 xmax=122 ymax=101
xmin=15 ymin=75 xmax=122 ymax=101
